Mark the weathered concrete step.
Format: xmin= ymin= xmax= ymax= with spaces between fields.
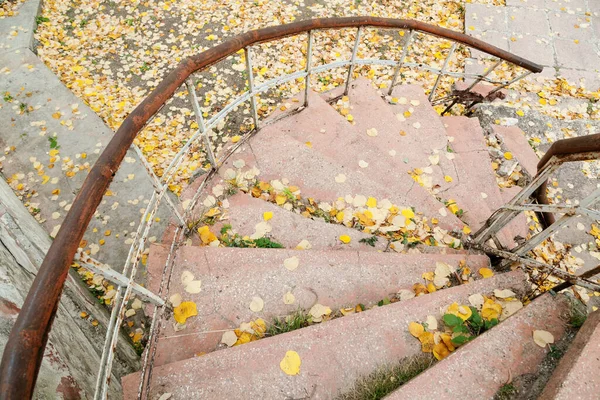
xmin=323 ymin=79 xmax=459 ymax=195
xmin=540 ymin=310 xmax=600 ymax=400
xmin=218 ymin=132 xmax=464 ymax=232
xmin=265 ymin=90 xmax=459 ymax=234
xmin=441 ymin=116 xmax=527 ymax=247
xmin=122 ymin=269 xmax=523 ymax=399
xmin=144 ymin=245 xmax=490 ymax=366
xmin=386 ymin=293 xmax=570 ymax=400
xmin=492 ymin=125 xmax=539 ymax=176
xmin=217 ymin=192 xmax=387 ymax=251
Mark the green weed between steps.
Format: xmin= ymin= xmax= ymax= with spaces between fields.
xmin=494 ymin=384 xmax=517 ymax=400
xmin=266 ymin=311 xmax=312 ymax=336
xmin=336 ymin=354 xmax=434 ymax=400
xmin=220 ymin=225 xmax=284 ymax=248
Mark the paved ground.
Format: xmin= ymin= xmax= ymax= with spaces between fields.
xmin=0 ymin=0 xmax=168 ymax=278
xmin=466 ymin=0 xmax=600 ymax=91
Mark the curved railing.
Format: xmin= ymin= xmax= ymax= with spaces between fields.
xmin=0 ymin=17 xmax=545 ymax=399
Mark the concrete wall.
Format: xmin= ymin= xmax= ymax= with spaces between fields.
xmin=0 ymin=177 xmax=140 ymax=399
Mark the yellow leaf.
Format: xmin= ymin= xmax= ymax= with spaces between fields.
xmin=401 ymin=208 xmax=415 ymax=219
xmin=275 ymin=195 xmax=287 ymax=205
xmin=440 ymin=333 xmax=456 ymax=352
xmin=504 ymin=152 xmax=513 ymax=160
xmin=366 ymin=197 xmax=377 ymax=208
xmin=479 ymin=268 xmax=494 ymax=278
xmin=204 ymin=207 xmax=221 ymax=217
xmin=418 ymin=331 xmax=434 ymax=353
xmin=173 ymin=301 xmax=198 ymax=324
xmin=427 ymin=282 xmax=437 ymax=293
xmin=422 ymin=271 xmax=434 ymax=281
xmin=516 ymin=110 xmax=525 ymax=117
xmin=280 ymin=350 xmax=301 ymax=375
xmin=231 ymin=135 xmax=241 ymax=143
xmin=444 ymin=175 xmax=453 ymax=183
xmin=339 ymin=235 xmax=351 ymax=244
xmin=263 ymin=211 xmax=273 ymax=221
xmin=305 ymin=141 xmax=312 ymax=148
xmin=481 ymin=298 xmax=502 ymax=321
xmin=198 ymin=225 xmax=217 ymax=245
xmin=446 ymin=302 xmax=472 ymax=321
xmin=52 ymin=112 xmax=61 ymax=119
xmin=433 ymin=342 xmax=450 ymax=360
xmin=462 ymin=226 xmax=471 ymax=235
xmin=408 ymin=322 xmax=424 ymax=338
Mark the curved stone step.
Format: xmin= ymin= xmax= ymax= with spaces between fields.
xmin=122 ymin=269 xmax=523 ymax=399
xmin=335 ymin=79 xmax=458 ymax=194
xmin=216 ymin=192 xmax=388 ymax=251
xmin=218 ymin=133 xmax=464 ymax=232
xmin=441 ymin=116 xmax=528 ymax=247
xmin=386 ymin=292 xmax=570 ymax=400
xmin=540 ymin=309 xmax=600 ymax=400
xmin=144 ymin=245 xmax=490 ymax=366
xmin=272 ymin=90 xmax=459 ymax=229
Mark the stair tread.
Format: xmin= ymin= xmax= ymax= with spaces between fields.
xmin=268 ymin=90 xmax=459 ymax=232
xmin=358 ymin=80 xmax=459 ymax=193
xmin=492 ymin=124 xmax=539 ymax=176
xmin=387 ymin=293 xmax=569 ymax=400
xmin=144 ymin=244 xmax=490 ymax=366
xmin=540 ymin=309 xmax=600 ymax=400
xmin=219 ymin=123 xmax=464 ymax=232
xmin=218 ymin=192 xmax=388 ymax=251
xmin=122 ymin=270 xmax=525 ymax=399
xmin=441 ymin=116 xmax=524 ymax=247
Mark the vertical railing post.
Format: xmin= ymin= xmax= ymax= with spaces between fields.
xmin=343 ymin=27 xmax=363 ymax=96
xmin=244 ymin=47 xmax=260 ymax=130
xmin=465 ymin=70 xmax=532 ymax=114
xmin=185 ymin=79 xmax=218 ymax=169
xmin=304 ymin=30 xmax=314 ymax=107
xmin=388 ymin=30 xmax=414 ymax=95
xmin=428 ymin=43 xmax=457 ymax=102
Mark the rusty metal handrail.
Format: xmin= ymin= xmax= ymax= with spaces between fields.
xmin=535 ymin=133 xmax=600 ymax=227
xmin=0 ymin=17 xmax=544 ymax=399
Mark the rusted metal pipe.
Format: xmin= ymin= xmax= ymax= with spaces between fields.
xmin=535 ymin=134 xmax=600 ymax=228
xmin=0 ymin=17 xmax=544 ymax=399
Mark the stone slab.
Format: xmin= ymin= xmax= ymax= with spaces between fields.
xmin=540 ymin=310 xmax=600 ymax=400
xmin=387 ymin=293 xmax=570 ymax=399
xmin=122 ymin=270 xmax=526 ymax=399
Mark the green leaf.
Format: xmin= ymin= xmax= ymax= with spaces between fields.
xmin=484 ymin=318 xmax=499 ymax=330
xmin=451 ymin=335 xmax=470 ymax=345
xmin=453 ymin=325 xmax=470 ymax=333
xmin=443 ymin=313 xmax=462 ymax=327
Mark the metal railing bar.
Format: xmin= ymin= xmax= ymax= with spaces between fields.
xmin=466 ymin=59 xmax=502 ymax=92
xmin=428 ymin=43 xmax=457 ymax=102
xmin=501 ymin=204 xmax=578 ymax=215
xmin=304 ymin=30 xmax=314 ymax=107
xmin=76 ymin=257 xmax=165 ymax=306
xmin=388 ymin=30 xmax=414 ymax=95
xmin=579 ymin=208 xmax=600 ymax=220
xmin=131 ymin=145 xmax=186 ymax=227
xmin=468 ymin=241 xmax=600 ymax=292
xmin=185 ymin=79 xmax=218 ymax=169
xmin=244 ymin=47 xmax=261 ymax=130
xmin=344 ymin=27 xmax=363 ymax=96
xmin=509 ymin=186 xmax=600 ymax=257
xmin=472 ymin=159 xmax=561 ymax=243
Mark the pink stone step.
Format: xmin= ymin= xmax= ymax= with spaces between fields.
xmin=144 ymin=245 xmax=490 ymax=367
xmin=387 ymin=293 xmax=570 ymax=400
xmin=540 ymin=310 xmax=600 ymax=400
xmin=492 ymin=125 xmax=540 ymax=176
xmin=218 ymin=125 xmax=464 ymax=232
xmin=218 ymin=192 xmax=388 ymax=251
xmin=122 ymin=269 xmax=524 ymax=399
xmin=265 ymin=90 xmax=459 ymax=233
xmin=323 ymin=79 xmax=458 ymax=194
xmin=441 ymin=116 xmax=522 ymax=247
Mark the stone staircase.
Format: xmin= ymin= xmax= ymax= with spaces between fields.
xmin=121 ymin=79 xmax=586 ymax=399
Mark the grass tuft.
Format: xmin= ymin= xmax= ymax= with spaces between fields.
xmin=266 ymin=311 xmax=312 ymax=336
xmin=336 ymin=355 xmax=433 ymax=400
xmin=494 ymin=383 xmax=517 ymax=400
